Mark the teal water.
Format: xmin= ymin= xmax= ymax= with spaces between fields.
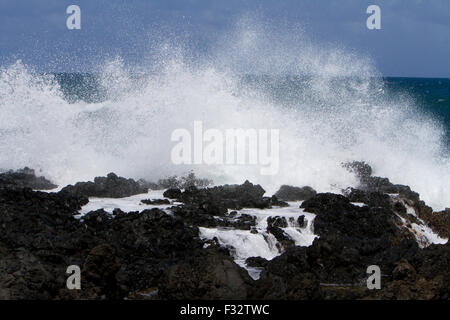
xmin=383 ymin=77 xmax=450 ymax=143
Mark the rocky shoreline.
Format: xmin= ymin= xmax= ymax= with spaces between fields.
xmin=0 ymin=163 xmax=448 ymax=300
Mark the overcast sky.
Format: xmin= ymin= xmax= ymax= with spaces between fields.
xmin=0 ymin=0 xmax=448 ymax=77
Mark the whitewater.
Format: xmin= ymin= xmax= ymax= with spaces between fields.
xmin=71 ymin=189 xmax=446 ymax=280
xmin=0 ymin=21 xmax=449 ymax=211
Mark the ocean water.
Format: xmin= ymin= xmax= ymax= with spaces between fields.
xmin=0 ymin=22 xmax=449 ymax=211
xmin=54 ymin=72 xmax=450 ymax=149
xmin=72 ymin=189 xmax=446 ymax=279
xmin=383 ymin=77 xmax=450 ymax=144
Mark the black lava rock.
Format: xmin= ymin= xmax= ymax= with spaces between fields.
xmin=60 ymin=173 xmax=148 ymax=198
xmin=274 ymin=185 xmax=317 ymax=201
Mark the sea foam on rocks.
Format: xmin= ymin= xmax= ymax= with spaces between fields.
xmin=0 ymin=168 xmax=448 ymax=299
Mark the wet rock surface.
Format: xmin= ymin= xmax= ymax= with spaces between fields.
xmin=140 ymin=199 xmax=170 ymax=205
xmin=175 ymin=181 xmax=268 ymax=209
xmin=245 ymin=256 xmax=269 ymax=268
xmin=249 ymin=163 xmax=449 ymax=300
xmin=274 ymin=185 xmax=317 ymax=201
xmin=158 ymin=245 xmax=253 ymax=299
xmin=344 ymin=161 xmax=449 ymax=239
xmin=60 ymin=173 xmax=148 ymax=198
xmin=0 ymin=167 xmax=57 ymax=190
xmin=0 ymin=168 xmax=448 ymax=300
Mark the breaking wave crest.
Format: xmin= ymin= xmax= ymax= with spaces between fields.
xmin=0 ymin=20 xmax=448 ymax=210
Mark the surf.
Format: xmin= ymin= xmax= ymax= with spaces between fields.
xmin=0 ymin=19 xmax=448 ymax=210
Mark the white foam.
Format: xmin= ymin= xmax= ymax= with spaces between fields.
xmin=395 ymin=213 xmax=448 ymax=248
xmin=351 ymin=202 xmax=367 ymax=207
xmin=410 ymin=222 xmax=448 ymax=247
xmin=76 ymin=190 xmax=174 ymax=217
xmin=199 ymin=202 xmax=317 ymax=279
xmin=0 ymin=20 xmax=449 ymax=211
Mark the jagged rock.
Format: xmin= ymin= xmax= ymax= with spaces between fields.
xmin=301 ymin=193 xmax=411 ymax=251
xmin=393 ymin=201 xmax=407 ymax=214
xmin=392 ymin=259 xmax=416 ymax=281
xmin=417 ymin=208 xmax=450 ymax=239
xmin=297 ymin=215 xmax=307 ymax=228
xmin=345 ymin=188 xmax=392 ymax=208
xmin=266 ymin=226 xmax=295 ymax=250
xmin=0 ymin=186 xmax=204 ymax=299
xmin=81 ymin=244 xmax=122 ymax=298
xmin=343 ymin=161 xmax=417 ymax=196
xmin=342 ymin=161 xmax=372 ymax=180
xmin=270 ymin=195 xmax=289 ymax=207
xmin=267 ymin=216 xmax=288 ymax=228
xmin=163 ymin=188 xmax=181 ymax=199
xmin=0 ymin=167 xmax=57 ymax=190
xmin=157 ymin=172 xmax=213 ymax=189
xmin=171 ymin=204 xmax=256 ymax=230
xmin=376 ymin=277 xmax=444 ymax=300
xmin=230 ymin=214 xmax=257 ymax=230
xmin=60 ymin=173 xmax=148 ymax=198
xmin=253 ymin=247 xmax=321 ymax=299
xmin=158 ymin=246 xmax=253 ymax=299
xmin=300 ymin=193 xmax=351 ymax=214
xmin=344 ymin=162 xmax=449 ymax=239
xmin=274 ymin=185 xmax=317 ymax=201
xmin=0 ymin=169 xmax=448 ymax=301
xmin=140 ymin=199 xmax=170 ymax=205
xmin=178 ymin=180 xmax=267 ymax=209
xmin=246 ymin=256 xmax=269 ymax=268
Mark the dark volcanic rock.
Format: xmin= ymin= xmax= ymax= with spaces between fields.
xmin=392 ymin=259 xmax=416 ymax=281
xmin=0 ymin=186 xmax=207 ymax=299
xmin=134 ymin=173 xmax=213 ymax=192
xmin=163 ymin=188 xmax=181 ymax=199
xmin=301 ymin=193 xmax=408 ymax=252
xmin=230 ymin=214 xmax=257 ymax=230
xmin=170 ymin=204 xmax=222 ymax=228
xmin=270 ymin=195 xmax=289 ymax=207
xmin=417 ymin=208 xmax=450 ymax=239
xmin=344 ymin=161 xmax=411 ymax=195
xmin=252 ymin=247 xmax=321 ymax=299
xmin=158 ymin=246 xmax=253 ymax=299
xmin=158 ymin=172 xmax=213 ymax=189
xmin=274 ymin=185 xmax=317 ymax=201
xmin=178 ymin=180 xmax=267 ymax=209
xmin=0 ymin=167 xmax=57 ymax=190
xmin=345 ymin=188 xmax=392 ymax=209
xmin=267 ymin=216 xmax=288 ymax=228
xmin=171 ymin=204 xmax=256 ymax=230
xmin=60 ymin=173 xmax=148 ymax=198
xmin=373 ymin=242 xmax=450 ymax=300
xmin=266 ymin=226 xmax=295 ymax=251
xmin=342 ymin=161 xmax=372 ymax=181
xmin=343 ymin=161 xmax=449 ymax=239
xmin=140 ymin=199 xmax=170 ymax=205
xmin=81 ymin=244 xmax=122 ymax=298
xmin=298 ymin=193 xmax=421 ymax=283
xmin=300 ymin=193 xmax=351 ymax=214
xmin=246 ymin=256 xmax=269 ymax=268
xmin=162 ymin=181 xmax=269 ymax=230
xmin=253 ymin=187 xmax=450 ymax=300
xmin=0 ymin=168 xmax=448 ymax=300
xmin=297 ymin=215 xmax=307 ymax=228
xmin=0 ymin=188 xmax=88 ymax=299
